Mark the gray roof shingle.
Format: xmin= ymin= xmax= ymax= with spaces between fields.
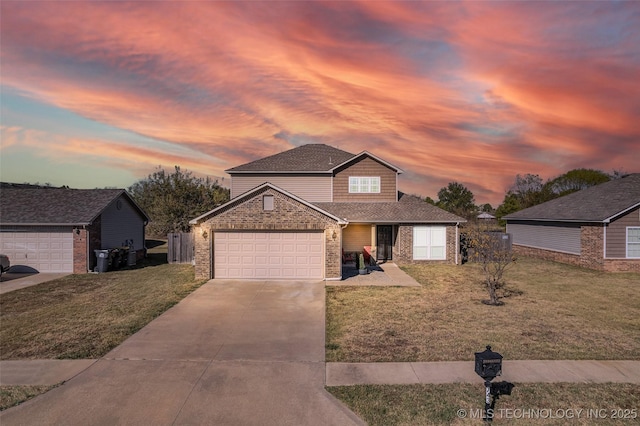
xmin=0 ymin=187 xmax=147 ymax=225
xmin=314 ymin=193 xmax=466 ymax=223
xmin=226 ymin=144 xmax=356 ymax=173
xmin=504 ymin=173 xmax=640 ymax=222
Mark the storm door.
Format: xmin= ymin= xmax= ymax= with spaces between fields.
xmin=376 ymin=225 xmax=393 ymax=261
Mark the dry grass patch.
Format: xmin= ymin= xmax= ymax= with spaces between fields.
xmin=326 ymin=258 xmax=640 ymax=362
xmin=0 ymin=385 xmax=57 ymax=411
xmin=328 ymin=383 xmax=640 ymax=425
xmin=1 ymin=251 xmax=204 ymax=359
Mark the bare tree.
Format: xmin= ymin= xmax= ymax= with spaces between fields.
xmin=467 ymin=227 xmax=517 ymax=305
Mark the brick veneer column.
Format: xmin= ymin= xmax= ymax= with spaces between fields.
xmin=73 ymin=229 xmax=88 ymax=274
xmin=580 ymin=225 xmax=605 ymax=271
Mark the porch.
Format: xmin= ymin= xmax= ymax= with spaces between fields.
xmin=341 ymin=224 xmax=395 ymax=265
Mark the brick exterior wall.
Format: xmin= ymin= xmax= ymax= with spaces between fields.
xmin=393 ymin=224 xmax=459 ymax=264
xmin=72 ymin=216 xmax=102 ymax=273
xmin=512 ymin=245 xmax=581 ymax=267
xmin=73 ymin=229 xmax=88 ymax=274
xmin=580 ymin=225 xmax=605 ymax=270
xmin=514 ymin=223 xmax=640 ymax=272
xmin=194 ymin=187 xmax=342 ymax=280
xmin=603 ymin=259 xmax=640 ymax=273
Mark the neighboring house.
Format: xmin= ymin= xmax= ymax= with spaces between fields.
xmin=190 ymin=144 xmax=466 ymax=280
xmin=0 ymin=184 xmax=149 ymax=273
xmin=504 ymin=173 xmax=640 ymax=273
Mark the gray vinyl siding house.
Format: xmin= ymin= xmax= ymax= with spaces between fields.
xmin=0 ymin=185 xmax=149 ymax=273
xmin=508 ymin=222 xmax=581 ymax=255
xmin=504 ymin=173 xmax=640 ymax=272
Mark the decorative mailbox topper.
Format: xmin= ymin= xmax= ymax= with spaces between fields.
xmin=475 ymin=345 xmax=503 ymax=381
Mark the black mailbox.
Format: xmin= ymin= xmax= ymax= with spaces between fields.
xmin=475 ymin=345 xmax=503 ymax=381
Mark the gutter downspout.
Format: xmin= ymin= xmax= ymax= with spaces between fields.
xmin=455 ymin=222 xmax=459 ymax=265
xmin=84 ymin=225 xmax=90 ymax=273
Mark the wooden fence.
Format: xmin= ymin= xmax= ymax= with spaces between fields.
xmin=167 ymin=232 xmax=194 ymax=264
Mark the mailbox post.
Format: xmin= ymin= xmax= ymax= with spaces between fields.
xmin=475 ymin=345 xmax=502 ymax=421
xmin=475 ymin=345 xmax=513 ymax=422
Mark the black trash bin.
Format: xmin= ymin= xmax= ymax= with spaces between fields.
xmin=95 ymin=249 xmax=110 ymax=273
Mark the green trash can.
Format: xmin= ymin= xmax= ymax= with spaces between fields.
xmin=95 ymin=250 xmax=110 ymax=273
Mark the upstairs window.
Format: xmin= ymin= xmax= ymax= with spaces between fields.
xmin=349 ymin=177 xmax=380 ymax=193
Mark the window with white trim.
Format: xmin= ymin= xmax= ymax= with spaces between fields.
xmin=349 ymin=177 xmax=380 ymax=193
xmin=627 ymin=227 xmax=640 ymax=258
xmin=413 ymin=226 xmax=446 ymax=260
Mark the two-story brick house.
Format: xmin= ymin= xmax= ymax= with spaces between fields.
xmin=190 ymin=144 xmax=465 ymax=280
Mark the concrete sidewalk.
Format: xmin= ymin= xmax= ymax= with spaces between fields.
xmin=3 ymin=359 xmax=639 ymax=388
xmin=1 ymin=280 xmax=365 ymax=426
xmin=0 ymin=273 xmax=70 ymax=294
xmin=0 ymin=360 xmax=97 ymax=386
xmin=326 ymin=360 xmax=640 ymax=386
xmin=331 ymin=262 xmax=421 ymax=287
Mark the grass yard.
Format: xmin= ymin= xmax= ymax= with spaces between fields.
xmin=0 ymin=385 xmax=58 ymax=411
xmin=326 ymin=257 xmax=640 ymax=362
xmin=328 ymin=383 xmax=640 ymax=425
xmin=0 ymin=243 xmax=204 ymax=360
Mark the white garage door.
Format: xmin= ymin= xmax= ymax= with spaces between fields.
xmin=0 ymin=232 xmax=74 ymax=273
xmin=214 ymin=232 xmax=323 ymax=279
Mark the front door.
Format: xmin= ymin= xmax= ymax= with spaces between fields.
xmin=376 ymin=225 xmax=393 ymax=261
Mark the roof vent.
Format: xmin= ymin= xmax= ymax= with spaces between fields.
xmin=328 ymin=156 xmax=333 ymax=166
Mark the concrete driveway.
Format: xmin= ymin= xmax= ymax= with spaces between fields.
xmin=0 ymin=280 xmax=363 ymax=426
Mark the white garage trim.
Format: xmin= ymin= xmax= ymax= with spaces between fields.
xmin=0 ymin=231 xmax=74 ymax=272
xmin=214 ymin=231 xmax=324 ymax=279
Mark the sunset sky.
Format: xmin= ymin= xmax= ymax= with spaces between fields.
xmin=1 ymin=1 xmax=639 ymax=205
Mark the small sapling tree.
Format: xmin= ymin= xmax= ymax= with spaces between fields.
xmin=467 ymin=228 xmax=517 ymax=305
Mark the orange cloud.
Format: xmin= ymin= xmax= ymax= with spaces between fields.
xmin=1 ymin=1 xmax=638 ymax=204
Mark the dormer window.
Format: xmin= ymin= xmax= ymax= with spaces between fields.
xmin=349 ymin=177 xmax=380 ymax=193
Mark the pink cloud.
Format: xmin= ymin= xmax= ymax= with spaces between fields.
xmin=1 ymin=1 xmax=638 ymax=204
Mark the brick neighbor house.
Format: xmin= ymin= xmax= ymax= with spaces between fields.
xmin=504 ymin=173 xmax=640 ymax=272
xmin=0 ymin=184 xmax=149 ymax=273
xmin=190 ymin=144 xmax=466 ymax=280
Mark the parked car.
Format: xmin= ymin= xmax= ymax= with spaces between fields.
xmin=0 ymin=254 xmax=10 ymax=280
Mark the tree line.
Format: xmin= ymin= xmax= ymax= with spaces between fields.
xmin=428 ymin=168 xmax=620 ymax=223
xmin=128 ymin=166 xmax=230 ymax=238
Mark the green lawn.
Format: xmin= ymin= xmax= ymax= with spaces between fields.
xmin=326 ymin=257 xmax=640 ymax=362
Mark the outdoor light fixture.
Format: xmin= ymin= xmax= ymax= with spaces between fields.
xmin=474 ymin=345 xmax=514 ymax=422
xmin=332 ymin=230 xmax=337 ymax=240
xmin=201 ymin=229 xmax=208 ymax=239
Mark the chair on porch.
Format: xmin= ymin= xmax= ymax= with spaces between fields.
xmin=342 ymin=249 xmax=355 ymax=263
xmin=363 ymin=246 xmax=373 ymax=265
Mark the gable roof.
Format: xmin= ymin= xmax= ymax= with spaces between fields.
xmin=504 ymin=173 xmax=640 ymax=223
xmin=225 ymin=143 xmax=402 ymax=174
xmin=190 ymin=182 xmax=348 ymax=225
xmin=314 ymin=193 xmax=466 ymax=223
xmin=226 ymin=144 xmax=355 ymax=173
xmin=0 ymin=186 xmax=149 ymax=226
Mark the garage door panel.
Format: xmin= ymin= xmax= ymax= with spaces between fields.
xmin=214 ymin=232 xmax=323 ymax=279
xmin=0 ymin=232 xmax=73 ymax=272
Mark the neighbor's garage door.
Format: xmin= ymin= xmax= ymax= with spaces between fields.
xmin=214 ymin=232 xmax=323 ymax=279
xmin=0 ymin=232 xmax=74 ymax=273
